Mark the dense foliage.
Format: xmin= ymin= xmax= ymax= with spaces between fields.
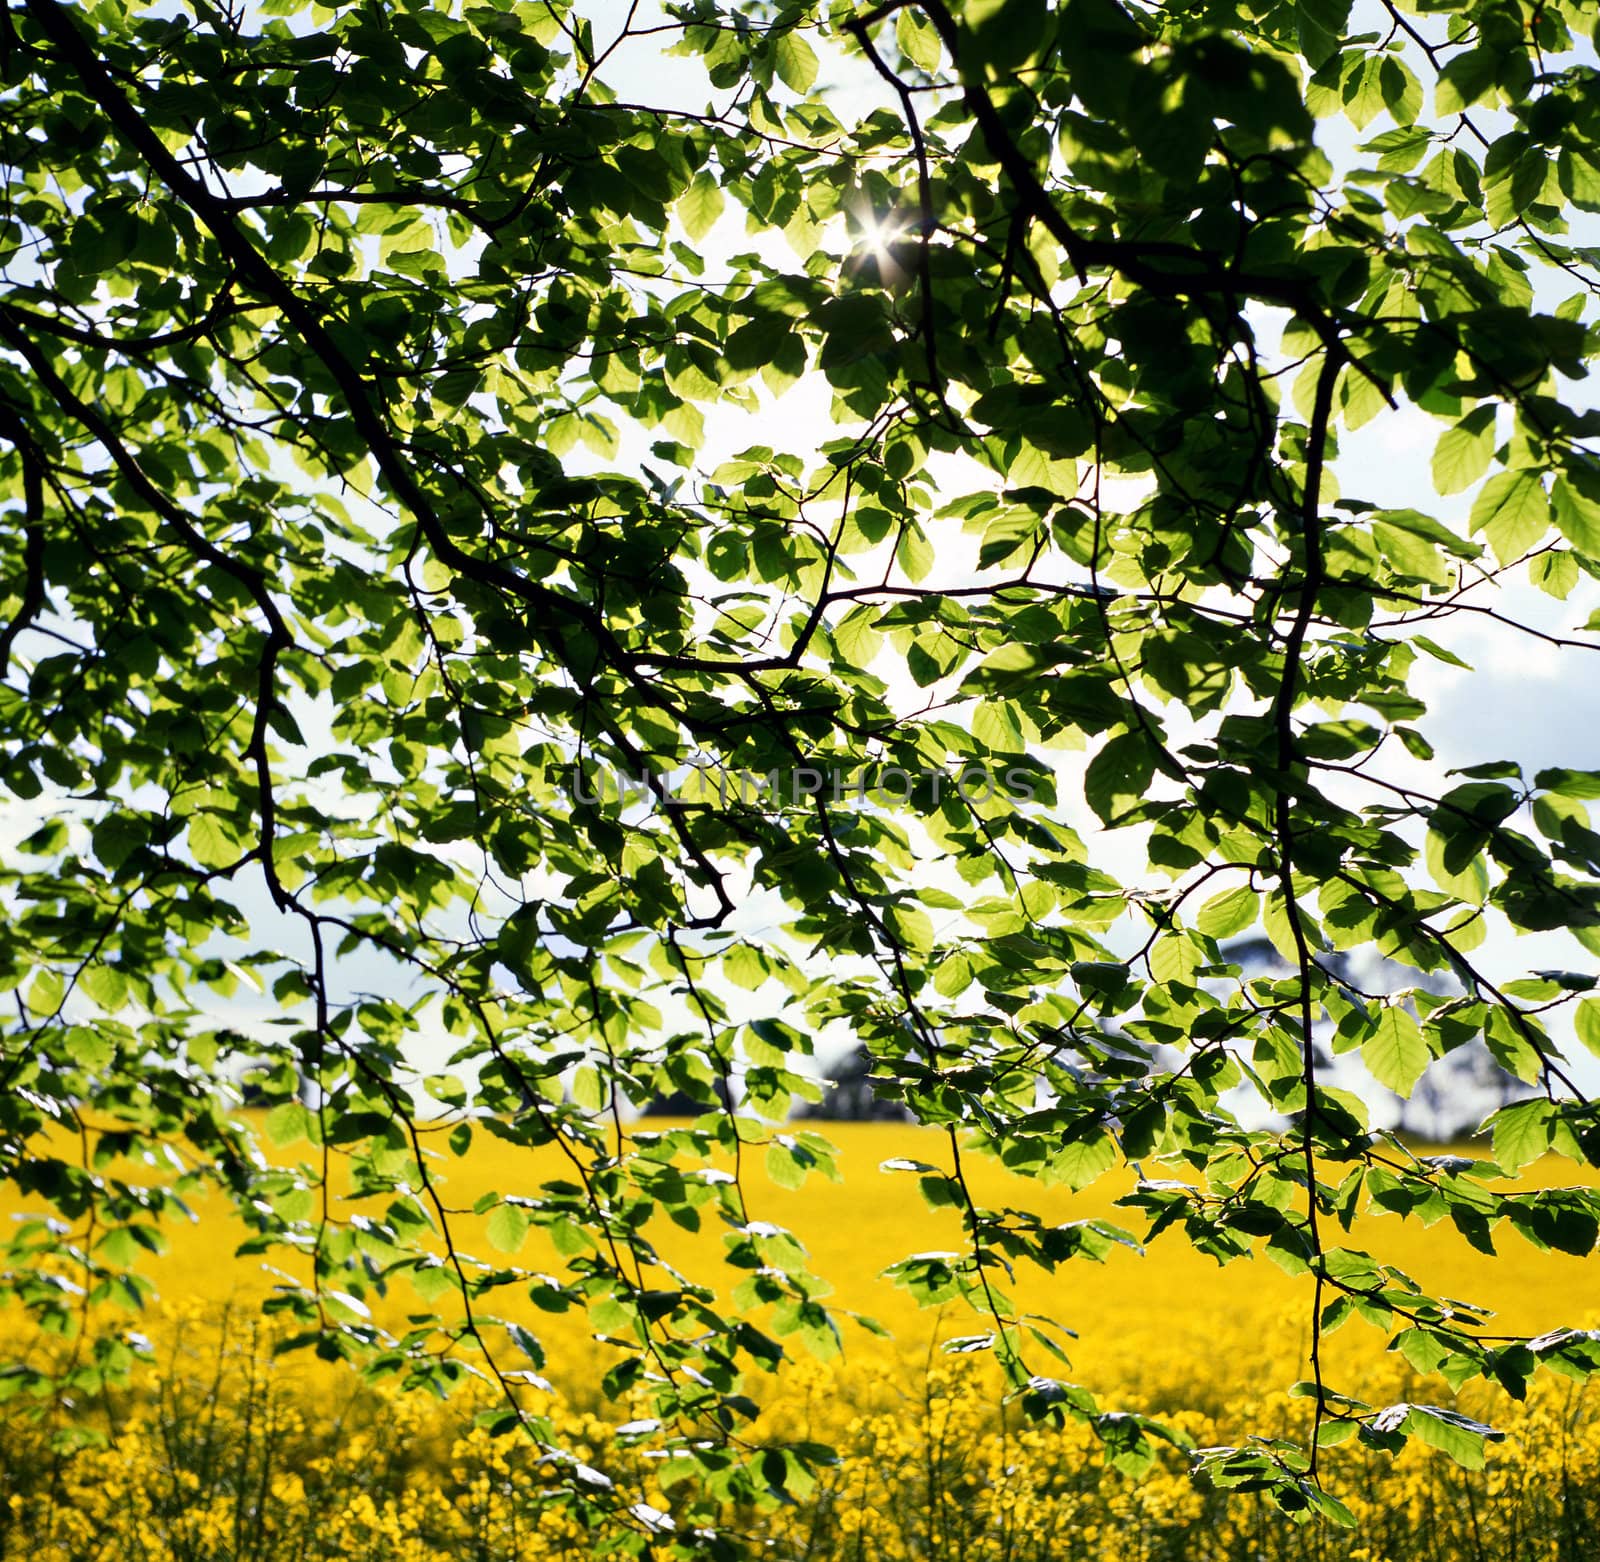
xmin=5 ymin=0 xmax=1600 ymax=1541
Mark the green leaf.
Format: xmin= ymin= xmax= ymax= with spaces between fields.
xmin=1296 ymin=0 xmax=1349 ymax=69
xmin=1538 ymin=768 xmax=1600 ymax=801
xmin=1196 ymin=884 xmax=1259 ymax=939
xmin=1575 ymin=997 xmax=1600 ymax=1059
xmin=1431 ymin=406 xmax=1496 ymax=495
xmin=965 ymin=0 xmax=1052 ymax=72
xmin=187 ymin=814 xmax=238 ymax=869
xmin=766 ymin=1140 xmax=810 ymax=1190
xmin=678 ymin=172 xmax=725 ymax=243
xmin=25 ymin=968 xmax=64 ymax=1018
xmin=723 ymin=944 xmax=769 ymax=991
xmin=1425 ymin=827 xmax=1489 ymax=906
xmin=896 ymin=525 xmax=935 ymax=583
xmin=897 ymin=8 xmax=942 ymax=70
xmin=80 ymin=964 xmax=127 ymax=1010
xmin=1436 ymin=49 xmax=1497 ymax=115
xmin=1412 ymin=635 xmax=1471 ymax=671
xmin=1362 ymin=1006 xmax=1429 ymax=1097
xmin=410 ymin=1262 xmax=458 ymax=1304
xmin=773 ymin=31 xmax=819 ymax=93
xmin=933 ymin=950 xmax=974 ymax=997
xmin=972 ymin=700 xmax=1025 ymax=752
xmin=1149 ymin=932 xmax=1202 ymax=986
xmin=1470 ymin=470 xmax=1550 ymax=564
xmin=887 ymin=902 xmax=936 ymax=952
xmin=1488 ymin=1098 xmax=1554 ymax=1174
xmin=1085 ymin=731 xmax=1156 ymax=825
xmin=1386 ymin=1404 xmax=1505 ymax=1471
xmin=834 ymin=607 xmax=883 ymax=667
xmin=1378 ymin=57 xmax=1422 ymax=126
xmin=63 ymin=1026 xmax=113 ymax=1071
xmin=1051 ymin=1131 xmax=1117 ymax=1192
xmin=486 ymin=1203 xmax=530 ymax=1255
xmin=1552 ymin=474 xmax=1600 ymax=556
xmin=1484 ymin=1008 xmax=1546 ymax=1085
xmin=264 ymin=1102 xmax=311 ymax=1147
xmin=571 ymin=1065 xmax=605 ymax=1112
xmin=1530 ymin=550 xmax=1578 ymax=599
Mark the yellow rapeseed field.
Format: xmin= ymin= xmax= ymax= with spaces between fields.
xmin=3 ymin=1122 xmax=1598 ymax=1561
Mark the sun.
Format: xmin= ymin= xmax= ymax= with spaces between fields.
xmin=857 ymin=213 xmax=903 ymax=262
xmin=849 ymin=206 xmax=912 ymax=290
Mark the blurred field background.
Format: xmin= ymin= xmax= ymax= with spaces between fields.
xmin=3 ymin=1121 xmax=1598 ymax=1561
